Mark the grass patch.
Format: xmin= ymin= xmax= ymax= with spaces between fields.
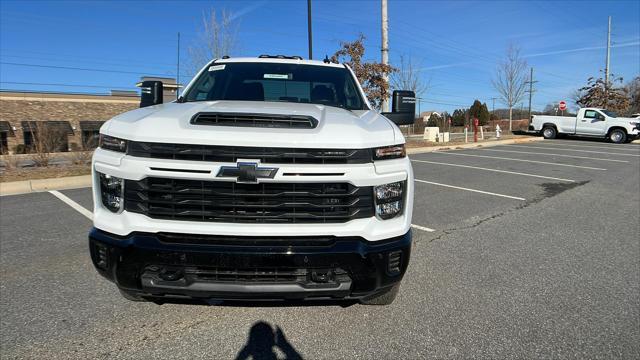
xmin=0 ymin=164 xmax=91 ymax=183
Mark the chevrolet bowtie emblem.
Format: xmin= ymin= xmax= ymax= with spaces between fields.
xmin=216 ymin=162 xmax=278 ymax=184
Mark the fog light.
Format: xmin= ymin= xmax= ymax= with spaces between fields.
xmin=374 ymin=181 xmax=404 ymax=220
xmin=99 ymin=172 xmax=124 ymax=213
xmin=387 ymin=250 xmax=402 ymax=275
xmin=94 ymin=242 xmax=109 ymax=270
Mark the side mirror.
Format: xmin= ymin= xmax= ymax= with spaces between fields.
xmin=597 ymin=114 xmax=605 ymax=121
xmin=140 ymin=81 xmax=163 ymax=108
xmin=382 ymin=90 xmax=416 ymax=125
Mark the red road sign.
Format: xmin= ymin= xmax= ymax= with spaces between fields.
xmin=559 ymin=101 xmax=567 ymax=111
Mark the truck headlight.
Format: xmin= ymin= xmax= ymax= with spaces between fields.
xmin=373 ymin=144 xmax=406 ymax=160
xmin=374 ymin=181 xmax=404 ymax=219
xmin=99 ymin=172 xmax=124 ymax=213
xmin=99 ymin=134 xmax=127 ymax=153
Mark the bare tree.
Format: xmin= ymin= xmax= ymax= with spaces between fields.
xmin=492 ymin=45 xmax=528 ymax=132
xmin=27 ymin=122 xmax=67 ymax=167
xmin=390 ymin=55 xmax=430 ymax=97
xmin=187 ymin=9 xmax=239 ymax=74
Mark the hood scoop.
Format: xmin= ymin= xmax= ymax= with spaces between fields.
xmin=190 ymin=112 xmax=318 ymax=129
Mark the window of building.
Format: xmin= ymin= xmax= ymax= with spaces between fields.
xmin=79 ymin=121 xmax=105 ymax=149
xmin=21 ymin=120 xmax=73 ymax=152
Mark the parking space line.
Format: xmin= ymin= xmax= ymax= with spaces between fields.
xmin=540 ymin=141 xmax=640 ymax=151
xmin=431 ymin=152 xmax=607 ymax=170
xmin=49 ymin=190 xmax=93 ymax=220
xmin=411 ymin=159 xmax=576 ymax=182
xmin=479 ymin=148 xmax=630 ymax=163
xmin=508 ymin=144 xmax=640 ymax=157
xmin=415 ymin=179 xmax=526 ymax=201
xmin=411 ymin=224 xmax=435 ymax=232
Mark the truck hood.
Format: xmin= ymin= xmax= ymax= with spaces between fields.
xmin=103 ymin=101 xmax=402 ymax=148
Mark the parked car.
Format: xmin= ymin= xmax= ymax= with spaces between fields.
xmin=89 ymin=55 xmax=417 ymax=305
xmin=530 ymin=108 xmax=640 ymax=143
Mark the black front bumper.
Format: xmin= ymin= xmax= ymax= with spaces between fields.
xmin=89 ymin=228 xmax=411 ymax=301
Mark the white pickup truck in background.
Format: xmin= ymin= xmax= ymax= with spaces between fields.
xmin=530 ymin=107 xmax=640 ymax=143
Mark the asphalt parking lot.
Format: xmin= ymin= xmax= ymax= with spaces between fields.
xmin=1 ymin=139 xmax=639 ymax=359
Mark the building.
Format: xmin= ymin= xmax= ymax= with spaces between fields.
xmin=135 ymin=76 xmax=182 ymax=101
xmin=0 ymin=78 xmax=181 ymax=154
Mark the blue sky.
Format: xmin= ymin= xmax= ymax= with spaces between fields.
xmin=1 ymin=0 xmax=638 ymax=113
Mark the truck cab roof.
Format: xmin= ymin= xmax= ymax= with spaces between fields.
xmin=214 ymin=56 xmax=345 ymax=68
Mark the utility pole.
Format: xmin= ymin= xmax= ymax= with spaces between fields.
xmin=604 ymin=15 xmax=611 ymax=108
xmin=525 ymin=67 xmax=537 ymax=124
xmin=307 ymin=0 xmax=313 ymax=60
xmin=176 ymin=32 xmax=180 ymax=100
xmin=490 ymin=97 xmax=497 ymax=114
xmin=381 ymin=0 xmax=389 ymax=112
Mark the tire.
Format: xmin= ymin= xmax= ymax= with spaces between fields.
xmin=360 ymin=284 xmax=400 ymax=306
xmin=119 ymin=289 xmax=147 ymax=302
xmin=608 ymin=129 xmax=627 ymax=144
xmin=542 ymin=126 xmax=557 ymax=139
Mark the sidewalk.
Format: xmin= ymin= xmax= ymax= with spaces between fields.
xmin=407 ymin=135 xmax=543 ymax=155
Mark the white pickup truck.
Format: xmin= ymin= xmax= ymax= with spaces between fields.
xmin=530 ymin=108 xmax=640 ymax=143
xmin=89 ymin=55 xmax=416 ymax=305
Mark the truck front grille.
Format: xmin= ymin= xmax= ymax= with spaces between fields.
xmin=126 ymin=141 xmax=371 ymax=164
xmin=124 ymin=178 xmax=374 ymax=223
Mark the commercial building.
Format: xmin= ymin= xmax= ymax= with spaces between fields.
xmin=0 ymin=77 xmax=180 ymax=154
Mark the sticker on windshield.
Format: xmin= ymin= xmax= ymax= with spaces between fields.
xmin=264 ymin=73 xmax=292 ymax=80
xmin=208 ymin=64 xmax=226 ymax=72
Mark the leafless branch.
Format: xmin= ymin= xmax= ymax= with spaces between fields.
xmin=492 ymin=45 xmax=528 ymax=131
xmin=187 ymin=8 xmax=239 ymax=74
xmin=390 ymin=55 xmax=430 ymax=97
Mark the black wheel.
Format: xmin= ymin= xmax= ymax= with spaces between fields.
xmin=360 ymin=284 xmax=400 ymax=306
xmin=542 ymin=126 xmax=557 ymax=139
xmin=119 ymin=289 xmax=147 ymax=302
xmin=608 ymin=129 xmax=627 ymax=144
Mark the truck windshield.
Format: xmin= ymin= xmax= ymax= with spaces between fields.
xmin=184 ymin=62 xmax=367 ymax=110
xmin=601 ymin=110 xmax=617 ymax=118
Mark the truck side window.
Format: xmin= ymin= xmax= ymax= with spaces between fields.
xmin=584 ymin=110 xmax=597 ymax=119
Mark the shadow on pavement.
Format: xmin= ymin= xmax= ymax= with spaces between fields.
xmin=235 ymin=321 xmax=303 ymax=360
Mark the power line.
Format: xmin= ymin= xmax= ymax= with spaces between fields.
xmin=0 ymin=81 xmax=135 ymax=90
xmin=0 ymin=61 xmax=188 ymax=78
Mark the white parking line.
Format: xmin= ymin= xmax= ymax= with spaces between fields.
xmin=541 ymin=141 xmax=640 ymax=151
xmin=411 ymin=224 xmax=435 ymax=232
xmin=508 ymin=144 xmax=640 ymax=157
xmin=415 ymin=179 xmax=526 ymax=201
xmin=49 ymin=190 xmax=93 ymax=220
xmin=411 ymin=159 xmax=576 ymax=182
xmin=431 ymin=152 xmax=607 ymax=170
xmin=480 ymin=148 xmax=630 ymax=163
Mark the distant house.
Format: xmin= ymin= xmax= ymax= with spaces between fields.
xmin=419 ymin=111 xmax=440 ymax=122
xmin=135 ymin=77 xmax=183 ymax=100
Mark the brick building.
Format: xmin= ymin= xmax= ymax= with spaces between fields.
xmin=0 ymin=77 xmax=182 ymax=154
xmin=0 ymin=91 xmax=139 ymax=154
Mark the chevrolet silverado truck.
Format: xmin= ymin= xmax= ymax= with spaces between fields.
xmin=89 ymin=55 xmax=416 ymax=305
xmin=530 ymin=107 xmax=640 ymax=143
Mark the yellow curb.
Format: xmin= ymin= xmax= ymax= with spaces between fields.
xmin=1 ymin=175 xmax=92 ymax=196
xmin=407 ymin=136 xmax=543 ymax=155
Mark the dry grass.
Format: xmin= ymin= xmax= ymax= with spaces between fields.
xmin=0 ymin=164 xmax=91 ymax=183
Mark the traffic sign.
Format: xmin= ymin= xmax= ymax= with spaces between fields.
xmin=559 ymin=101 xmax=567 ymax=111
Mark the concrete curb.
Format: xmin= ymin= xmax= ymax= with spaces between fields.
xmin=407 ymin=136 xmax=544 ymax=155
xmin=0 ymin=175 xmax=92 ymax=196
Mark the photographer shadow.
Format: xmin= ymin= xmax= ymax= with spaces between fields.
xmin=235 ymin=321 xmax=303 ymax=360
